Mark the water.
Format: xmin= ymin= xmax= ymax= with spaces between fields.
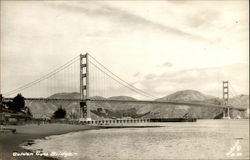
xmin=23 ymin=120 xmax=249 ymax=160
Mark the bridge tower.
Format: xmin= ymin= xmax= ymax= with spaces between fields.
xmin=80 ymin=53 xmax=91 ymax=120
xmin=222 ymin=81 xmax=230 ymax=119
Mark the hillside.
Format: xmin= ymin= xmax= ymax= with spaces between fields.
xmin=156 ymin=90 xmax=208 ymax=102
xmin=229 ymin=95 xmax=249 ymax=109
xmin=26 ymin=90 xmax=249 ymax=119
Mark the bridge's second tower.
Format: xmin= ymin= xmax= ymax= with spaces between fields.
xmin=80 ymin=53 xmax=91 ymax=120
xmin=222 ymin=81 xmax=230 ymax=119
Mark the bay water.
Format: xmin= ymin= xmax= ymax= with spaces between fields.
xmin=22 ymin=120 xmax=249 ymax=160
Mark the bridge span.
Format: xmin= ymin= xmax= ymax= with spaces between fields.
xmin=3 ymin=97 xmax=247 ymax=111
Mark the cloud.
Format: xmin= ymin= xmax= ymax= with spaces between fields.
xmin=47 ymin=2 xmax=209 ymax=41
xmin=133 ymin=72 xmax=141 ymax=77
xmin=162 ymin=62 xmax=173 ymax=67
xmin=144 ymin=74 xmax=156 ymax=80
xmin=137 ymin=63 xmax=249 ymax=98
xmin=186 ymin=9 xmax=220 ymax=28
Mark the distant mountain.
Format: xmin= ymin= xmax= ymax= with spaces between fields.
xmin=48 ymin=92 xmax=80 ymax=99
xmin=108 ymin=96 xmax=137 ymax=101
xmin=156 ymin=90 xmax=227 ymax=106
xmin=25 ymin=91 xmax=249 ymax=119
xmin=91 ymin=96 xmax=106 ymax=100
xmin=156 ymin=90 xmax=209 ymax=102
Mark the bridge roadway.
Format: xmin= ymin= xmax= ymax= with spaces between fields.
xmin=3 ymin=97 xmax=246 ymax=111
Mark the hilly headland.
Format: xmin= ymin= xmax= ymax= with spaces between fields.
xmin=26 ymin=90 xmax=249 ymax=119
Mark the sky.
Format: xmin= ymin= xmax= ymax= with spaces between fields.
xmin=0 ymin=0 xmax=249 ymax=99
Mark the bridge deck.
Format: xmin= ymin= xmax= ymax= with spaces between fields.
xmin=3 ymin=97 xmax=247 ymax=110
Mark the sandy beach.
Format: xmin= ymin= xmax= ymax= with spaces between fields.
xmin=0 ymin=124 xmax=98 ymax=160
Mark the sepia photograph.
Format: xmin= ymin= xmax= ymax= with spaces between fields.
xmin=0 ymin=0 xmax=249 ymax=160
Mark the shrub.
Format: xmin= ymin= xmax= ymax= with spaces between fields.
xmin=53 ymin=107 xmax=66 ymax=119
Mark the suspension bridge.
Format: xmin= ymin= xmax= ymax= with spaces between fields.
xmin=2 ymin=53 xmax=247 ymax=120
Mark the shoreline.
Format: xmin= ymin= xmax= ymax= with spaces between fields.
xmin=0 ymin=123 xmax=99 ymax=160
xmin=1 ymin=122 xmax=166 ymax=160
xmin=1 ymin=123 xmax=163 ymax=160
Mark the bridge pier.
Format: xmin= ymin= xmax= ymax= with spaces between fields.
xmin=223 ymin=107 xmax=230 ymax=119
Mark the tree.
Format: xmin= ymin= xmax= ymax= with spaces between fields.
xmin=9 ymin=93 xmax=25 ymax=112
xmin=53 ymin=107 xmax=66 ymax=119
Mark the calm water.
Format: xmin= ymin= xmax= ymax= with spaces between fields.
xmin=23 ymin=120 xmax=249 ymax=160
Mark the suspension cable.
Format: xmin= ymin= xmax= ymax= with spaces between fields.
xmin=228 ymin=82 xmax=238 ymax=97
xmin=3 ymin=55 xmax=79 ymax=96
xmin=89 ymin=60 xmax=156 ymax=99
xmin=88 ymin=54 xmax=158 ymax=99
